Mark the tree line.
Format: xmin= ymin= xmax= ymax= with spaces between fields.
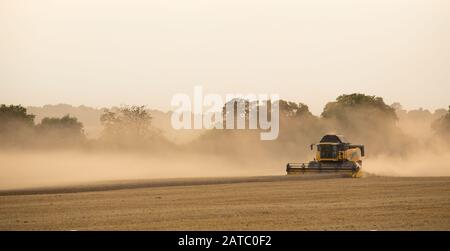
xmin=1 ymin=94 xmax=449 ymax=154
xmin=0 ymin=104 xmax=160 ymax=148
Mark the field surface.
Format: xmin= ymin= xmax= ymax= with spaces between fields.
xmin=1 ymin=175 xmax=450 ymax=230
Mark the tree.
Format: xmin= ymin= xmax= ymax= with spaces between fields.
xmin=322 ymin=93 xmax=397 ymax=121
xmin=390 ymin=102 xmax=403 ymax=111
xmin=100 ymin=105 xmax=154 ymax=146
xmin=432 ymin=106 xmax=450 ymax=138
xmin=278 ymin=100 xmax=313 ymax=118
xmin=0 ymin=104 xmax=35 ymax=145
xmin=0 ymin=104 xmax=35 ymax=130
xmin=321 ymin=94 xmax=409 ymax=155
xmin=279 ymin=100 xmax=299 ymax=118
xmin=36 ymin=115 xmax=85 ymax=144
xmin=221 ymin=98 xmax=250 ymax=129
xmin=296 ymin=103 xmax=313 ymax=118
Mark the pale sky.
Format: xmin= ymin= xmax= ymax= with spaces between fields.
xmin=1 ymin=0 xmax=449 ymax=115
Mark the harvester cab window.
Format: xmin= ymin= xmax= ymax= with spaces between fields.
xmin=318 ymin=144 xmax=338 ymax=159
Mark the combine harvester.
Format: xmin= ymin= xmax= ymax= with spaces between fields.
xmin=286 ymin=134 xmax=365 ymax=178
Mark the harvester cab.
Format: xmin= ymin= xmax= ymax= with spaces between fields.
xmin=286 ymin=134 xmax=365 ymax=178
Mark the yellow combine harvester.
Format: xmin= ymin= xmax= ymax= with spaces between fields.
xmin=286 ymin=134 xmax=365 ymax=178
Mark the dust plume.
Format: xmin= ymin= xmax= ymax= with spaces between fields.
xmin=365 ymin=152 xmax=450 ymax=177
xmin=0 ymin=150 xmax=281 ymax=190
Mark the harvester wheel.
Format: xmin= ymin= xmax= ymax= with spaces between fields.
xmin=352 ymin=170 xmax=363 ymax=178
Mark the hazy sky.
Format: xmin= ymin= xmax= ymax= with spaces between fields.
xmin=1 ymin=0 xmax=449 ymax=115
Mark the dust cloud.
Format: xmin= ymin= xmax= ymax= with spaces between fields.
xmin=361 ymin=111 xmax=450 ymax=177
xmin=0 ymin=150 xmax=282 ymax=190
xmin=364 ymin=150 xmax=450 ymax=177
